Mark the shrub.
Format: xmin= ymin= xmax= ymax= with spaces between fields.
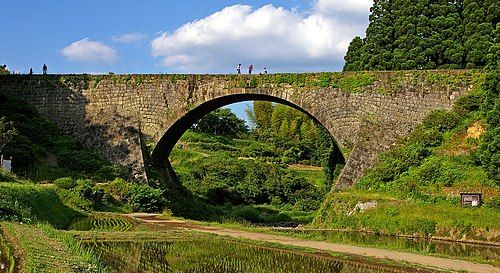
xmin=231 ymin=206 xmax=263 ymax=223
xmin=126 ymin=184 xmax=166 ymax=212
xmin=453 ymin=91 xmax=485 ymax=116
xmin=485 ymin=196 xmax=500 ymax=209
xmin=54 ymin=177 xmax=76 ymax=190
xmin=74 ymin=179 xmax=106 ymax=209
xmin=96 ymin=165 xmax=129 ymax=181
xmin=422 ymin=110 xmax=460 ymax=132
xmin=107 ymin=178 xmax=130 ymax=201
xmin=477 ymin=127 xmax=500 ymax=184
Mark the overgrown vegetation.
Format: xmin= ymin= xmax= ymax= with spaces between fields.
xmin=344 ymin=0 xmax=499 ymax=70
xmin=314 ymin=78 xmax=500 ymax=237
xmin=171 ymin=129 xmax=332 ymax=224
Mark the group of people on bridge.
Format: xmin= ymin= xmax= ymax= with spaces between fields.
xmin=27 ymin=64 xmax=48 ymax=75
xmin=237 ymin=64 xmax=267 ymax=75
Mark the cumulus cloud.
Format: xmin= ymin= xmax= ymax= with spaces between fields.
xmin=151 ymin=0 xmax=372 ymax=72
xmin=62 ymin=38 xmax=118 ymax=64
xmin=113 ymin=32 xmax=148 ymax=43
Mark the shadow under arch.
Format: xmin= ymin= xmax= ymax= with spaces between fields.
xmin=151 ymin=93 xmax=345 ymax=189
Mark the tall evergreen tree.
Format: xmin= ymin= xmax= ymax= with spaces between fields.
xmin=343 ymin=0 xmax=498 ymax=70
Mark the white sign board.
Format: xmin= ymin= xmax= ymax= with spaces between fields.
xmin=2 ymin=159 xmax=11 ymax=172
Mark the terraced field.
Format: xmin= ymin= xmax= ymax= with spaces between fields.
xmin=70 ymin=216 xmax=134 ymax=232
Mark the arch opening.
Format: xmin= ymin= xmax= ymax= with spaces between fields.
xmin=148 ymin=93 xmax=347 ymax=222
xmin=151 ymin=93 xmax=344 ymax=168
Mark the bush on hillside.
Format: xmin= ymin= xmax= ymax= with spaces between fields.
xmin=126 ymin=184 xmax=166 ymax=212
xmin=422 ymin=110 xmax=460 ymax=132
xmin=0 ymin=183 xmax=82 ymax=228
xmin=74 ymin=179 xmax=106 ymax=209
xmin=54 ymin=177 xmax=76 ymax=190
xmin=485 ymin=196 xmax=500 ymax=209
xmin=453 ymin=91 xmax=485 ymax=117
xmin=478 ymin=127 xmax=500 ymax=184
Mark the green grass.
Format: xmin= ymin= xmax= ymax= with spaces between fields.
xmin=0 ymin=228 xmax=16 ymax=273
xmin=1 ymin=222 xmax=105 ymax=273
xmin=313 ymin=190 xmax=500 ymax=240
xmin=196 ymin=217 xmax=500 ymax=267
xmin=0 ymin=183 xmax=82 ymax=229
xmin=291 ymin=169 xmax=326 ymax=188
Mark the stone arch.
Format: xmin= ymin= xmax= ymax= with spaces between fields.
xmin=150 ymin=93 xmax=345 ymax=189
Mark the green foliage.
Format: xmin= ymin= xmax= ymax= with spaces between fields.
xmin=0 ymin=116 xmax=17 ymax=155
xmin=126 ymin=184 xmax=166 ymax=213
xmin=336 ymin=73 xmax=376 ymax=93
xmin=192 ymin=108 xmax=248 ymax=136
xmin=54 ymin=177 xmax=77 ymax=190
xmin=246 ymin=103 xmax=344 ymax=177
xmin=485 ymin=195 xmax=500 ymax=209
xmin=343 ymin=0 xmax=498 ymax=70
xmin=107 ymin=178 xmax=167 ymax=213
xmin=477 ymin=127 xmax=500 ymax=183
xmin=74 ymin=179 xmax=107 ymax=209
xmin=0 ymin=94 xmax=128 ymax=180
xmin=421 ymin=110 xmax=460 ymax=132
xmin=477 ymin=30 xmax=500 ymax=182
xmin=0 ymin=183 xmax=82 ymax=228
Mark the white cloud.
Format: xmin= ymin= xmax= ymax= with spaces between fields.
xmin=62 ymin=38 xmax=118 ymax=64
xmin=315 ymin=0 xmax=373 ymax=15
xmin=151 ymin=1 xmax=372 ymax=73
xmin=113 ymin=32 xmax=148 ymax=43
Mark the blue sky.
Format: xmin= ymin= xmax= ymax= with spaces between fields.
xmin=0 ymin=0 xmax=371 ymax=121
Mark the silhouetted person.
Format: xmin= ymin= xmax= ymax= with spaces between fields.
xmin=29 ymin=68 xmax=33 ymax=75
xmin=264 ymin=67 xmax=268 ymax=74
xmin=249 ymin=64 xmax=253 ymax=75
xmin=237 ymin=64 xmax=241 ymax=74
xmin=42 ymin=64 xmax=47 ymax=74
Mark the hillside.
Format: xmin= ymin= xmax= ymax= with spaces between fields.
xmin=169 ymin=129 xmax=332 ymax=224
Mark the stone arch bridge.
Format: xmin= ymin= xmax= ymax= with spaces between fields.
xmin=0 ymin=70 xmax=480 ymax=190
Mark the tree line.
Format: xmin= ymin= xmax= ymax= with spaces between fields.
xmin=344 ymin=0 xmax=499 ymax=71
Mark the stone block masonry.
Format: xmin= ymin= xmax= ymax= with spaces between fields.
xmin=0 ymin=70 xmax=482 ymax=190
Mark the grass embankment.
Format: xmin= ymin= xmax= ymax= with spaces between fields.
xmin=0 ymin=182 xmax=82 ymax=229
xmin=0 ymin=222 xmax=105 ymax=273
xmin=314 ymin=76 xmax=500 ymax=242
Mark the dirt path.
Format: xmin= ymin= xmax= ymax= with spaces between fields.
xmin=129 ymin=215 xmax=500 ymax=273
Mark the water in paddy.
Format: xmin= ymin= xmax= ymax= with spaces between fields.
xmin=273 ymin=229 xmax=500 ymax=264
xmin=83 ymin=238 xmax=428 ymax=273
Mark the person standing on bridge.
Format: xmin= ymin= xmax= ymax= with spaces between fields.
xmin=249 ymin=64 xmax=253 ymax=75
xmin=42 ymin=64 xmax=47 ymax=75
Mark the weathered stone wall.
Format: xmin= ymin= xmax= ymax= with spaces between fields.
xmin=0 ymin=70 xmax=481 ymax=189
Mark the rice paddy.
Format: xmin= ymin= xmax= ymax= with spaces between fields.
xmin=80 ymin=232 xmax=435 ymax=273
xmin=70 ymin=216 xmax=133 ymax=232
